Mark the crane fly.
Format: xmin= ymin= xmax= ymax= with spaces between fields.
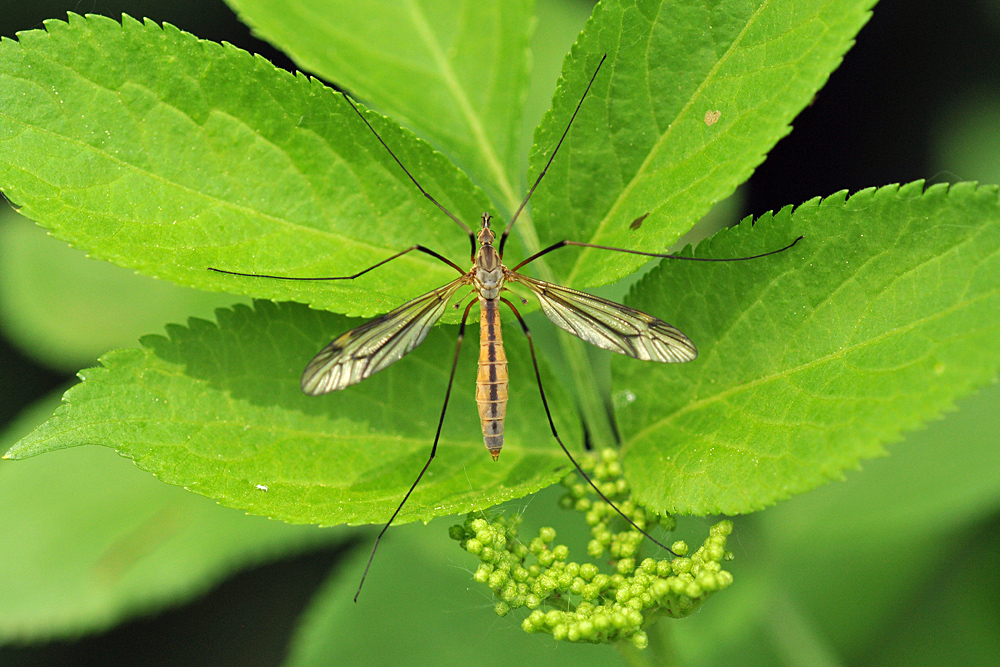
xmin=209 ymin=55 xmax=802 ymax=600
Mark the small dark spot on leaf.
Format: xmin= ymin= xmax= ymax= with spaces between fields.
xmin=630 ymin=213 xmax=649 ymax=230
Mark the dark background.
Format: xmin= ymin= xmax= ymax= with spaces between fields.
xmin=2 ymin=0 xmax=998 ymax=664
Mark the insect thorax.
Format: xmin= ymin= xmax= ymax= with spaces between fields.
xmin=474 ymin=245 xmax=504 ymax=299
xmin=474 ymin=213 xmax=504 ymax=299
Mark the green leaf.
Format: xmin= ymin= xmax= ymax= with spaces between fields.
xmin=0 ymin=13 xmax=489 ymax=319
xmin=673 ymin=382 xmax=1000 ymax=664
xmin=6 ymin=301 xmax=582 ymax=526
xmin=0 ymin=207 xmax=245 ymax=371
xmin=615 ymin=181 xmax=1000 ymax=515
xmin=758 ymin=381 xmax=1000 ymax=652
xmin=863 ymin=524 xmax=1000 ymax=667
xmin=283 ymin=506 xmax=625 ymax=667
xmin=528 ymin=0 xmax=877 ymax=287
xmin=0 ymin=391 xmax=344 ymax=642
xmin=224 ymin=0 xmax=533 ymax=212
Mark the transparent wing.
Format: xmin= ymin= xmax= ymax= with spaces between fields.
xmin=301 ymin=276 xmax=470 ymax=394
xmin=508 ymin=273 xmax=697 ymax=363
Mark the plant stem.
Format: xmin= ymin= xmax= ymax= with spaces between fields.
xmin=511 ymin=216 xmax=619 ymax=450
xmin=616 ymin=617 xmax=679 ymax=667
xmin=558 ymin=330 xmax=618 ymax=449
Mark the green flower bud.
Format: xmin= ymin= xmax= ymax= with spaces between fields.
xmin=488 ymin=570 xmax=507 ymax=590
xmin=671 ymin=557 xmax=692 ymax=574
xmin=711 ymin=520 xmax=733 ymax=537
xmin=593 ymin=613 xmax=611 ymax=632
xmin=495 ymin=601 xmax=511 ymax=616
xmin=631 ymin=630 xmax=648 ymax=649
xmin=523 ymin=610 xmax=544 ymax=632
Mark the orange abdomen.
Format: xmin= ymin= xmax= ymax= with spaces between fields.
xmin=476 ymin=298 xmax=508 ymax=460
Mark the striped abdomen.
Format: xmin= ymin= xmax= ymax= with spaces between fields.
xmin=476 ymin=297 xmax=508 ymax=460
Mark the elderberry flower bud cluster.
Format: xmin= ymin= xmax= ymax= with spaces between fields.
xmin=450 ymin=448 xmax=734 ymax=649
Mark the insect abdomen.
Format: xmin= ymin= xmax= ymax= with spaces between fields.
xmin=476 ymin=298 xmax=508 ymax=460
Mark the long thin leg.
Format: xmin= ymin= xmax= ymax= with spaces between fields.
xmin=354 ymin=299 xmax=477 ymax=602
xmin=499 ymin=54 xmax=607 ymax=257
xmin=510 ymin=235 xmax=804 ymax=272
xmin=209 ymin=244 xmax=466 ymax=281
xmin=339 ymin=94 xmax=477 ymax=260
xmin=499 ymin=298 xmax=675 ymax=556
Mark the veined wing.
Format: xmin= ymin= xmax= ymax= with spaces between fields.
xmin=508 ymin=272 xmax=697 ymax=363
xmin=301 ymin=276 xmax=471 ymax=394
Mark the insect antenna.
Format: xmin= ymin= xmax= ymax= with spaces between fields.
xmin=354 ymin=298 xmax=479 ymax=602
xmin=499 ymin=297 xmax=677 ymax=556
xmin=498 ymin=54 xmax=608 ymax=257
xmin=339 ymin=93 xmax=477 ymax=260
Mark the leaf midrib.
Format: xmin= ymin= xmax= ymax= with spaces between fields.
xmin=0 ymin=82 xmax=465 ymax=277
xmin=563 ymin=0 xmax=772 ymax=286
xmin=404 ymin=0 xmax=519 ymax=212
xmin=624 ymin=267 xmax=997 ymax=450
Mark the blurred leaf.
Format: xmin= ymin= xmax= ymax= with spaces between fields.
xmin=933 ymin=90 xmax=1000 ymax=184
xmin=673 ymin=381 xmax=1000 ymax=665
xmin=283 ymin=511 xmax=626 ymax=667
xmin=520 ymin=0 xmax=595 ymax=164
xmin=759 ymin=380 xmax=1000 ymax=652
xmin=0 ymin=207 xmax=244 ymax=371
xmin=0 ymin=391 xmax=345 ymax=642
xmin=862 ymin=518 xmax=1000 ymax=667
xmin=529 ymin=0 xmax=877 ymax=287
xmin=616 ymin=182 xmax=1000 ymax=515
xmin=0 ymin=13 xmax=488 ymax=319
xmin=224 ymin=0 xmax=533 ymax=211
xmin=7 ymin=301 xmax=582 ymax=526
